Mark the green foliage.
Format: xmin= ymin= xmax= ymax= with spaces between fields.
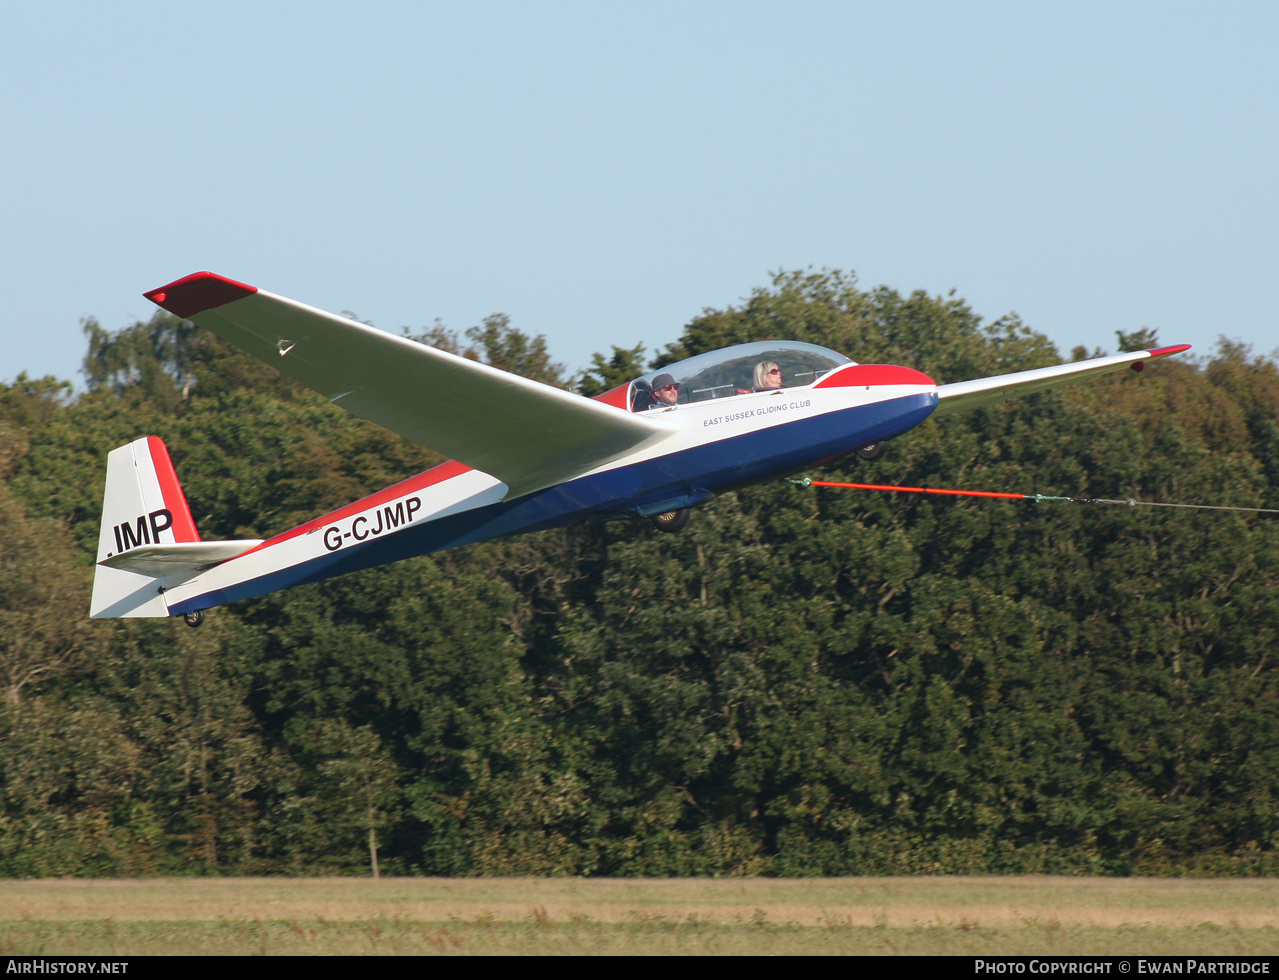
xmin=0 ymin=466 xmax=102 ymax=707
xmin=577 ymin=343 xmax=648 ymax=397
xmin=402 ymin=314 xmax=569 ymax=389
xmin=4 ymin=273 xmax=1279 ymax=876
xmin=656 ymin=269 xmax=1057 ymax=384
xmin=465 ymin=314 xmax=566 ymax=388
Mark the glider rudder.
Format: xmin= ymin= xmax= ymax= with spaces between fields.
xmin=91 ymin=436 xmax=200 ymax=618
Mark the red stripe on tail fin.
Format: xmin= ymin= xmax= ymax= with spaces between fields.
xmin=144 ymin=436 xmax=199 ymax=542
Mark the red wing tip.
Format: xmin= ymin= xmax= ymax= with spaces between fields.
xmin=1147 ymin=344 xmax=1192 ymax=358
xmin=144 ymin=271 xmax=258 ymax=319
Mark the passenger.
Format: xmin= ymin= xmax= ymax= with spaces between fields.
xmin=754 ymin=361 xmax=783 ymax=391
xmin=643 ymin=373 xmax=681 ymax=410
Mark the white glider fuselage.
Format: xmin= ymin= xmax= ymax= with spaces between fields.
xmin=102 ymin=362 xmax=934 ymax=618
xmin=89 ymin=271 xmax=1190 ymax=620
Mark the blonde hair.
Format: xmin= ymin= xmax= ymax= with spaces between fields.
xmin=754 ymin=361 xmax=780 ymax=389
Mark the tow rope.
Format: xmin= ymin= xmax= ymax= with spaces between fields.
xmin=789 ymin=478 xmax=1279 ymax=516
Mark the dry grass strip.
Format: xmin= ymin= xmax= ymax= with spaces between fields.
xmin=3 ymin=876 xmax=1278 ymax=929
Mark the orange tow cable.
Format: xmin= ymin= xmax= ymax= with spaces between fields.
xmin=805 ymin=480 xmax=1025 ymax=500
xmin=791 ymin=478 xmax=1279 ymax=515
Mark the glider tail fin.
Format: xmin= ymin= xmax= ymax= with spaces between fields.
xmin=90 ymin=436 xmax=201 ymax=619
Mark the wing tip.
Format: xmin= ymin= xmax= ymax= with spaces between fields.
xmin=1146 ymin=343 xmax=1192 ymax=358
xmin=144 ymin=271 xmax=258 ymax=319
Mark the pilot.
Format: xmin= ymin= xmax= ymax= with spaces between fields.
xmin=645 ymin=373 xmax=680 ymax=410
xmin=754 ymin=361 xmax=783 ymax=390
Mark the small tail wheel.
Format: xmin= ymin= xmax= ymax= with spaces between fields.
xmin=184 ymin=610 xmax=205 ymax=628
xmin=649 ymin=507 xmax=691 ymax=533
xmin=856 ymin=442 xmax=886 ymax=461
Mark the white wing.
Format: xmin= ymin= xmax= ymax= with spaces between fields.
xmin=145 ymin=272 xmax=676 ymax=498
xmin=933 ymin=345 xmax=1191 ymax=416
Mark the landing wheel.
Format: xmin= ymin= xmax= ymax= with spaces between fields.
xmin=184 ymin=610 xmax=205 ymax=628
xmin=649 ymin=507 xmax=691 ymax=533
xmin=856 ymin=442 xmax=886 ymax=461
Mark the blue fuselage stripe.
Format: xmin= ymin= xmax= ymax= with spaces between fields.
xmin=170 ymin=392 xmax=935 ymax=613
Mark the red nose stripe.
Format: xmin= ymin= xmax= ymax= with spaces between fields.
xmin=144 ymin=271 xmax=258 ymax=319
xmin=814 ymin=364 xmax=936 ymax=388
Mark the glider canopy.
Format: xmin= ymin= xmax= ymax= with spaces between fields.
xmin=628 ymin=341 xmax=853 ymax=411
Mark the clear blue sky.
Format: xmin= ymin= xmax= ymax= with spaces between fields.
xmin=3 ymin=0 xmax=1276 ymax=389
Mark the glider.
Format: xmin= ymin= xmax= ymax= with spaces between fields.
xmin=90 ymin=271 xmax=1191 ymax=625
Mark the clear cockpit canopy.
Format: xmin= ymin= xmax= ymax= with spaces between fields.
xmin=629 ymin=340 xmax=853 ymax=411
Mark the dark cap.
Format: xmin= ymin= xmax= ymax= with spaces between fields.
xmin=651 ymin=373 xmax=677 ymax=389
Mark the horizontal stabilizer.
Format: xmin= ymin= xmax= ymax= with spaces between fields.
xmin=98 ymin=540 xmax=264 ymax=577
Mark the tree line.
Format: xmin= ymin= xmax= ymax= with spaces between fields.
xmin=2 ymin=269 xmax=1277 ymax=877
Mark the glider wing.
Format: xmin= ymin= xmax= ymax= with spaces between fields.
xmin=145 ymin=272 xmax=676 ymax=498
xmin=933 ymin=345 xmax=1191 ymax=416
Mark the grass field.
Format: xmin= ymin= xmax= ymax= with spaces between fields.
xmin=2 ymin=877 xmax=1278 ymax=955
